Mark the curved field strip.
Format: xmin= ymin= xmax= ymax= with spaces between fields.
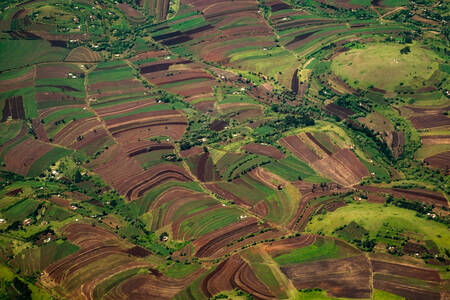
xmin=176 ymin=206 xmax=242 ymax=241
xmin=201 ymin=254 xmax=275 ymax=299
xmin=65 ymin=46 xmax=101 ymax=62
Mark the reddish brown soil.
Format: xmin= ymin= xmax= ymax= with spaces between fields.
xmin=372 ymin=259 xmax=442 ymax=300
xmin=2 ymin=96 xmax=25 ymax=121
xmin=371 ymin=260 xmax=441 ymax=282
xmin=105 ymin=110 xmax=187 ymax=141
xmin=52 ymin=117 xmax=105 ymax=149
xmin=65 ymin=46 xmax=101 ymax=62
xmin=356 ymin=185 xmax=448 ymax=207
xmin=325 ymin=103 xmax=355 ymax=120
xmin=191 ymin=152 xmax=220 ymax=182
xmin=412 ymin=15 xmax=439 ymax=26
xmin=36 ymin=64 xmax=78 ymax=80
xmin=50 ymin=195 xmax=70 ymax=207
xmin=280 ymin=135 xmax=320 ymax=163
xmin=0 ymin=68 xmax=33 ymax=93
xmin=243 ymin=143 xmax=285 ymax=160
xmin=391 ymin=131 xmax=405 ymax=158
xmin=5 ymin=188 xmax=23 ymax=196
xmin=151 ymin=187 xmax=213 ymax=230
xmin=281 ymin=255 xmax=371 ymax=299
xmin=373 ymin=274 xmax=441 ymax=300
xmin=126 ymin=246 xmax=152 ymax=257
xmin=249 ymin=167 xmax=288 ymax=190
xmin=209 ymin=120 xmax=228 ymax=131
xmin=180 ymin=146 xmax=203 ymax=158
xmin=409 ymin=114 xmax=450 ymax=129
xmin=251 ymin=200 xmax=269 ymax=217
xmin=194 ymin=100 xmax=215 ymax=113
xmin=305 ymin=132 xmax=332 ymax=156
xmin=125 ymin=141 xmax=173 ymax=158
xmin=104 ymin=268 xmax=204 ymax=300
xmin=94 ymin=98 xmax=159 ymax=118
xmin=201 ymin=254 xmax=275 ymax=299
xmin=264 ymin=234 xmax=316 ymax=257
xmin=193 ymin=218 xmax=260 ymax=258
xmin=117 ymin=3 xmax=145 ymax=20
xmin=3 ymin=137 xmax=53 ymax=176
xmin=424 ymin=151 xmax=450 ymax=170
xmin=32 ymin=118 xmax=49 ymax=142
xmin=288 ymin=181 xmax=351 ymax=230
xmin=420 ymin=135 xmax=450 ymax=145
xmin=312 ymin=148 xmax=369 ymax=186
xmin=92 ymin=145 xmax=192 ymax=201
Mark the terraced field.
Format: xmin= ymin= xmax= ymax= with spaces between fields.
xmin=0 ymin=0 xmax=448 ymax=299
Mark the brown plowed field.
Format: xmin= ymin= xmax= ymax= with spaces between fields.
xmin=356 ymin=185 xmax=448 ymax=207
xmin=64 ymin=223 xmax=118 ymax=248
xmin=424 ymin=151 xmax=450 ymax=169
xmin=81 ymin=262 xmax=152 ymax=300
xmin=171 ymin=205 xmax=222 ymax=240
xmin=117 ymin=3 xmax=145 ymax=22
xmin=421 ymin=135 xmax=450 ymax=145
xmin=104 ymin=268 xmax=204 ymax=300
xmin=180 ymin=146 xmax=203 ymax=157
xmin=201 ymin=254 xmax=275 ymax=299
xmin=120 ymin=164 xmax=192 ymax=200
xmin=325 ymin=103 xmax=355 ymax=120
xmin=281 ymin=255 xmax=371 ymax=299
xmin=409 ymin=114 xmax=450 ymax=129
xmin=193 ymin=218 xmax=260 ymax=258
xmin=105 ymin=110 xmax=187 ymax=141
xmin=243 ymin=143 xmax=285 ymax=159
xmin=312 ymin=149 xmax=369 ymax=186
xmin=65 ymin=46 xmax=101 ymax=62
xmin=36 ymin=64 xmax=79 ymax=80
xmin=52 ymin=117 xmax=105 ymax=149
xmin=0 ymin=68 xmax=33 ymax=92
xmin=264 ymin=234 xmax=316 ymax=257
xmin=280 ymin=135 xmax=320 ymax=163
xmin=371 ymin=260 xmax=441 ymax=282
xmin=32 ymin=118 xmax=49 ymax=141
xmin=3 ymin=137 xmax=53 ymax=176
xmin=189 ymin=151 xmax=220 ymax=182
xmin=373 ymin=274 xmax=441 ymax=300
xmin=88 ymin=79 xmax=143 ymax=93
xmin=2 ymin=96 xmax=25 ymax=121
xmin=126 ymin=141 xmax=173 ymax=157
xmin=151 ymin=187 xmax=213 ymax=229
xmin=94 ymin=98 xmax=158 ymax=118
xmin=372 ymin=260 xmax=442 ymax=300
xmin=288 ymin=181 xmax=351 ymax=230
xmin=93 ymin=145 xmax=191 ymax=200
xmin=249 ymin=167 xmax=288 ymax=190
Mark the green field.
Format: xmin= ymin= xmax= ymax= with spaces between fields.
xmin=274 ymin=238 xmax=353 ymax=265
xmin=264 ymin=155 xmax=329 ymax=183
xmin=0 ymin=40 xmax=68 ymax=71
xmin=305 ymin=202 xmax=450 ymax=252
xmin=331 ymin=43 xmax=441 ymax=91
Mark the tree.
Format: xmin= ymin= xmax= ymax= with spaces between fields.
xmin=400 ymin=46 xmax=411 ymax=54
xmin=74 ymin=170 xmax=82 ymax=183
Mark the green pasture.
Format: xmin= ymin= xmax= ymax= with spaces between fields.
xmin=274 ymin=238 xmax=353 ymax=266
xmin=305 ymin=202 xmax=450 ymax=252
xmin=331 ymin=43 xmax=441 ymax=92
xmin=0 ymin=40 xmax=68 ymax=72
